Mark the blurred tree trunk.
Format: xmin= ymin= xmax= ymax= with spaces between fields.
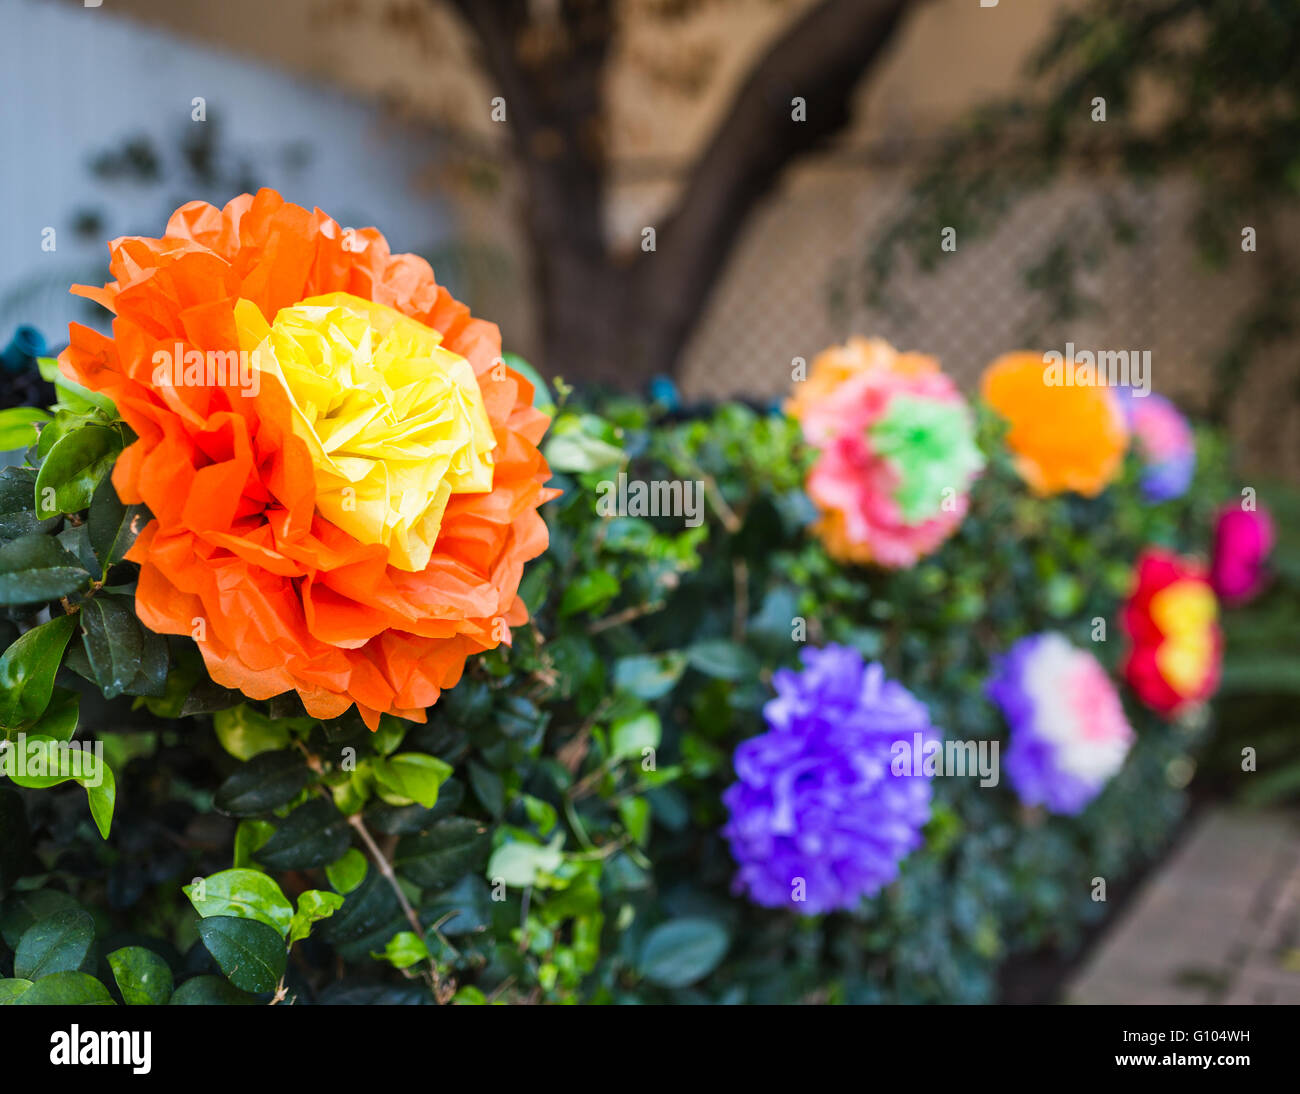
xmin=447 ymin=0 xmax=916 ymax=389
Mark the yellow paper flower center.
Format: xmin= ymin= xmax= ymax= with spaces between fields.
xmin=235 ymin=292 xmax=496 ymax=571
xmin=1150 ymin=580 xmax=1217 ymax=695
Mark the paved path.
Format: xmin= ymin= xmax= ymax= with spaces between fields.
xmin=1067 ymin=808 xmax=1300 ymax=1004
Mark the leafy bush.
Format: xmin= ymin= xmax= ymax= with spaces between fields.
xmin=0 ymin=374 xmax=1275 ymax=1005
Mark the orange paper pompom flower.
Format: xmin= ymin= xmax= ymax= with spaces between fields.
xmin=60 ymin=190 xmax=558 ymax=728
xmin=980 ymin=351 xmax=1128 ymax=497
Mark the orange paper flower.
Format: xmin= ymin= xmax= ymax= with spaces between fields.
xmin=61 ymin=190 xmax=558 ymax=728
xmin=980 ymin=351 xmax=1128 ymax=497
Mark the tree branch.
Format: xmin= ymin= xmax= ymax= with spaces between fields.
xmin=638 ymin=0 xmax=918 ymax=373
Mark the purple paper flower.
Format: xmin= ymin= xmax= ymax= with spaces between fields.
xmin=986 ymin=633 xmax=1134 ymax=815
xmin=1114 ymin=386 xmax=1195 ymax=502
xmin=721 ymin=644 xmax=935 ymax=916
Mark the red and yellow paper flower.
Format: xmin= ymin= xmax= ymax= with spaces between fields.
xmin=981 ymin=351 xmax=1128 ymax=497
xmin=1121 ymin=549 xmax=1222 ymax=716
xmin=61 ymin=190 xmax=558 ymax=728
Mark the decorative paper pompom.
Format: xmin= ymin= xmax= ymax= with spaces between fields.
xmin=980 ymin=351 xmax=1128 ymax=497
xmin=1114 ymin=387 xmax=1196 ymax=502
xmin=1211 ymin=504 xmax=1274 ymax=605
xmin=61 ymin=190 xmax=558 ymax=727
xmin=789 ymin=338 xmax=983 ymax=568
xmin=1121 ymin=549 xmax=1222 ymax=716
xmin=722 ymin=644 xmax=935 ymax=915
xmin=986 ymin=633 xmax=1134 ymax=814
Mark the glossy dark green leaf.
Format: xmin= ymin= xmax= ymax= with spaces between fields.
xmin=15 ymin=970 xmax=113 ymax=1005
xmin=393 ymin=817 xmax=491 ymax=889
xmin=422 ymin=875 xmax=493 ymax=937
xmin=320 ymin=871 xmax=405 ymax=962
xmin=87 ymin=475 xmax=146 ymax=572
xmin=169 ymin=975 xmax=260 ymax=1005
xmin=79 ymin=595 xmax=143 ymax=699
xmin=639 ymin=918 xmax=729 ymax=988
xmin=0 ymin=466 xmax=58 ymax=541
xmin=0 ymin=889 xmax=81 ymax=948
xmin=107 ymin=945 xmax=174 ymax=1005
xmin=33 ymin=421 xmax=122 ymax=517
xmin=0 ymin=535 xmax=88 ymax=606
xmin=14 ymin=908 xmax=95 ymax=979
xmin=213 ymin=749 xmax=312 ymax=817
xmin=0 ymin=614 xmax=77 ymax=729
xmin=0 ymin=978 xmax=33 ymax=1004
xmin=255 ymin=798 xmax=351 ymax=870
xmin=197 ymin=916 xmax=285 ymax=994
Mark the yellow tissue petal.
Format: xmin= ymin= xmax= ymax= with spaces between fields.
xmin=236 ymin=292 xmax=496 ymax=571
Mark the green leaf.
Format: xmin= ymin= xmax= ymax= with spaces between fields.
xmin=686 ymin=639 xmax=758 ymax=680
xmin=325 ymin=848 xmax=368 ymax=894
xmin=393 ymin=817 xmax=491 ymax=889
xmin=79 ymin=595 xmax=144 ymax=699
xmin=639 ymin=918 xmax=730 ymax=988
xmin=213 ymin=749 xmax=312 ymax=817
xmin=49 ymin=367 xmax=115 ymax=416
xmin=486 ymin=836 xmax=564 ymax=889
xmin=0 ymin=534 xmax=88 ymax=606
xmin=86 ymin=475 xmax=146 ymax=573
xmin=619 ymin=796 xmax=651 ymax=846
xmin=33 ymin=421 xmax=123 ymax=517
xmin=610 ymin=711 xmax=661 ymax=760
xmin=0 ymin=407 xmax=50 ymax=451
xmin=212 ymin=704 xmax=292 ymax=761
xmin=0 ymin=978 xmax=33 ymax=1004
xmin=14 ymin=908 xmax=95 ymax=979
xmin=375 ymin=930 xmax=428 ymax=969
xmin=319 ymin=871 xmax=403 ymax=959
xmin=106 ymin=946 xmax=174 ymax=1005
xmin=614 ymin=652 xmax=686 ymax=700
xmin=543 ymin=427 xmax=624 ymax=473
xmin=233 ymin=819 xmax=276 ymax=869
xmin=370 ymin=752 xmax=452 ymax=809
xmin=169 ymin=975 xmax=259 ymax=1005
xmin=80 ymin=759 xmax=116 ymax=840
xmin=183 ymin=868 xmax=294 ymax=936
xmin=3 ymin=734 xmax=79 ymax=789
xmin=0 ymin=467 xmax=59 ymax=540
xmin=501 ymin=352 xmax=553 ymax=412
xmin=288 ymin=889 xmax=345 ymax=945
xmin=0 ymin=614 xmax=76 ymax=728
xmin=421 ymin=875 xmax=493 ymax=937
xmin=15 ymin=970 xmax=113 ymax=1005
xmin=197 ymin=916 xmax=286 ymax=994
xmin=559 ymin=570 xmax=620 ymax=617
xmin=255 ymin=798 xmax=351 ymax=870
xmin=0 ymin=890 xmax=81 ymax=947
xmin=35 ymin=687 xmax=80 ymax=741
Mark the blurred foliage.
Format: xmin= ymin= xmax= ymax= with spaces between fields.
xmin=856 ymin=0 xmax=1300 ymax=420
xmin=0 ymin=368 xmax=1290 ymax=1004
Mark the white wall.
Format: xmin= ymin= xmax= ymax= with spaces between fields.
xmin=0 ymin=0 xmax=454 ymax=352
